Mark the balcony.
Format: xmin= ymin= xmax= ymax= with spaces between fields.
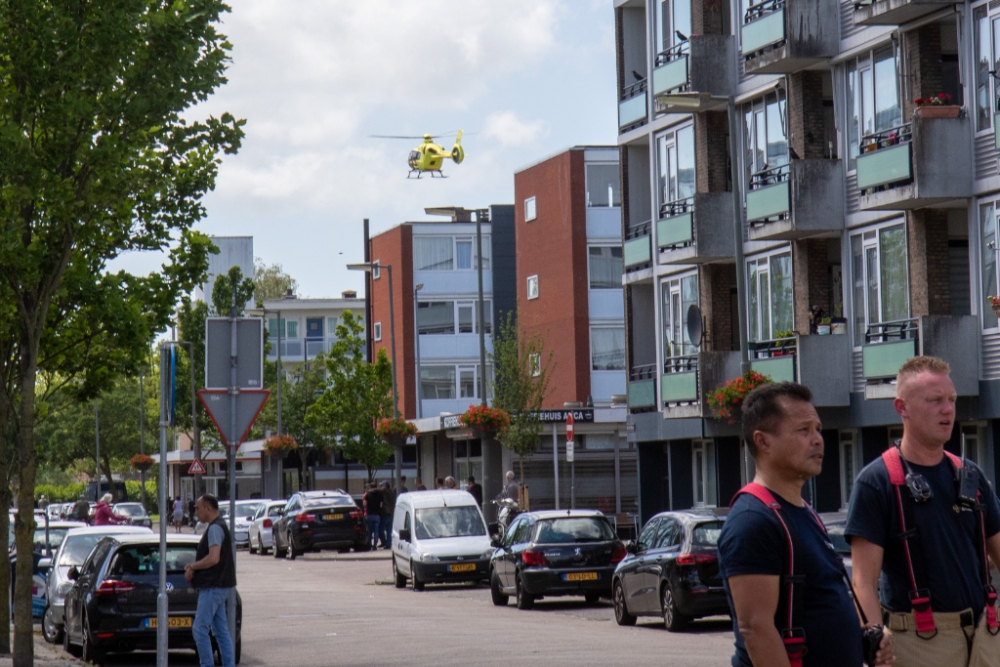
xmin=853 ymin=0 xmax=953 ymax=25
xmin=628 ymin=364 xmax=657 ymax=411
xmin=856 ymin=117 xmax=972 ymax=211
xmin=740 ymin=0 xmax=838 ymax=74
xmin=651 ymin=36 xmax=736 ymax=109
xmin=657 ymin=193 xmax=736 ymax=265
xmin=661 ymin=351 xmax=741 ymax=419
xmin=746 ymin=160 xmax=845 ymax=241
xmin=624 ymin=221 xmax=653 ymax=272
xmin=619 ymin=79 xmax=647 ymax=133
xmin=751 ymin=333 xmax=851 ymax=406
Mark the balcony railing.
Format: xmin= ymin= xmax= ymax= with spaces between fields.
xmin=656 ymin=42 xmax=690 ymax=67
xmin=628 ymin=364 xmax=657 ymax=410
xmin=746 ymin=163 xmax=791 ymax=225
xmin=856 ymin=123 xmax=912 ymax=192
xmin=653 ymin=43 xmax=691 ymax=97
xmin=661 ymin=354 xmax=699 ymax=404
xmin=619 ymin=79 xmax=647 ymax=131
xmin=742 ymin=0 xmax=786 ymax=57
xmin=862 ymin=318 xmax=917 ymax=379
xmin=657 ymin=197 xmax=695 ymax=249
xmin=624 ymin=220 xmax=653 ymax=270
xmin=750 ymin=335 xmax=797 ymax=383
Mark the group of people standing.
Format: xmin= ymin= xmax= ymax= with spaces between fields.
xmin=362 ymin=478 xmax=404 ymax=549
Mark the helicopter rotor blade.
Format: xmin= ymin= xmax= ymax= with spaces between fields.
xmin=369 ymin=135 xmax=427 ymax=140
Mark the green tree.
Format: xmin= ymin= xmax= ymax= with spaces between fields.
xmin=491 ymin=312 xmax=553 ymax=491
xmin=307 ymin=311 xmax=394 ymax=481
xmin=0 ymin=2 xmax=242 ymax=662
xmin=211 ymin=265 xmax=255 ymax=317
xmin=254 ymin=258 xmax=298 ymax=305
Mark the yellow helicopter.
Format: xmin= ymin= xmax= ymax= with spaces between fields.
xmin=370 ymin=130 xmax=465 ymax=179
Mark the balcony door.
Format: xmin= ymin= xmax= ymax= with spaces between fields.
xmin=655 ymin=0 xmax=692 ymax=58
xmin=692 ymin=440 xmax=718 ymax=507
xmin=660 ymin=273 xmax=699 ymax=371
xmin=656 ymin=124 xmax=695 ymax=219
xmin=747 ymin=250 xmax=793 ymax=343
xmin=850 ymin=223 xmax=909 ymax=345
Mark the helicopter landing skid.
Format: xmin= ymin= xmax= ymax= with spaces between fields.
xmin=408 ymin=170 xmax=447 ymax=179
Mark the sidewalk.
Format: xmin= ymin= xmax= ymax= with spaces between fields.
xmin=0 ymin=632 xmax=83 ymax=666
xmin=295 ymin=547 xmax=392 ymax=562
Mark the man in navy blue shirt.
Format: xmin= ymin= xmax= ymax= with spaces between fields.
xmin=720 ymin=382 xmax=891 ymax=667
xmin=847 ymin=356 xmax=1000 ymax=667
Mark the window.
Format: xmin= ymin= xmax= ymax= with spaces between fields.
xmin=527 ymin=275 xmax=539 ymax=300
xmin=845 ymin=46 xmax=902 ymax=169
xmin=974 ymin=9 xmax=1000 ymax=134
xmin=839 ymin=431 xmax=859 ymax=510
xmin=459 ymin=367 xmax=477 ymax=398
xmin=454 ymin=237 xmax=490 ymax=270
xmin=529 ymin=353 xmax=541 ymax=377
xmin=417 ymin=301 xmax=455 ymax=335
xmin=268 ymin=318 xmax=299 ymax=339
xmin=743 ymin=91 xmax=788 ymax=187
xmin=586 ymin=164 xmax=621 ymax=207
xmin=692 ymin=440 xmax=717 ymax=507
xmin=591 ymin=327 xmax=626 ymax=371
xmin=653 ymin=517 xmax=681 ymax=549
xmin=661 ymin=272 xmax=699 ymax=365
xmin=636 ymin=518 xmax=661 ymax=552
xmin=654 ymin=0 xmax=692 ymax=56
xmin=372 ymin=260 xmax=381 ymax=280
xmin=373 ymin=322 xmax=382 ymax=342
xmin=962 ymin=424 xmax=992 ymax=485
xmin=413 ymin=237 xmax=454 ymax=271
xmin=421 ymin=366 xmax=456 ymax=399
xmin=747 ymin=250 xmax=793 ymax=342
xmin=850 ymin=223 xmax=908 ymax=344
xmin=524 ymin=196 xmax=537 ymax=221
xmin=981 ymin=201 xmax=1000 ymax=329
xmin=589 ymin=246 xmax=624 ymax=289
xmin=656 ymin=124 xmax=695 ymax=217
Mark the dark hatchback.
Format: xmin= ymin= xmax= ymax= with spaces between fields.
xmin=489 ymin=510 xmax=626 ymax=610
xmin=62 ymin=534 xmax=242 ymax=663
xmin=271 ymin=490 xmax=366 ymax=559
xmin=612 ymin=509 xmax=729 ymax=631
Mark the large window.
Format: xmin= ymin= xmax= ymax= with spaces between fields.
xmin=747 ymin=250 xmax=793 ymax=342
xmin=655 ymin=0 xmax=692 ymax=56
xmin=589 ymin=246 xmax=624 ymax=289
xmin=586 ymin=164 xmax=621 ymax=207
xmin=591 ymin=327 xmax=626 ymax=371
xmin=420 ymin=364 xmax=492 ymax=400
xmin=839 ymin=431 xmax=859 ymax=510
xmin=850 ymin=223 xmax=909 ymax=343
xmin=417 ymin=300 xmax=492 ymax=335
xmin=661 ymin=272 xmax=699 ymax=363
xmin=743 ymin=91 xmax=788 ymax=186
xmin=656 ymin=124 xmax=695 ymax=217
xmin=692 ymin=440 xmax=717 ymax=507
xmin=267 ymin=317 xmax=299 ymax=339
xmin=413 ymin=236 xmax=490 ymax=271
xmin=981 ymin=201 xmax=1000 ymax=328
xmin=974 ymin=9 xmax=1000 ymax=134
xmin=845 ymin=46 xmax=902 ymax=169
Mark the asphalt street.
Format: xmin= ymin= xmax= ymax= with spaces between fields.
xmin=78 ymin=549 xmax=736 ymax=667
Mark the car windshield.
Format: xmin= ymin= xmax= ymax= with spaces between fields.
xmin=234 ymin=503 xmax=263 ymax=519
xmin=414 ymin=506 xmax=486 ymax=540
xmin=32 ymin=527 xmax=70 ymax=554
xmin=58 ymin=534 xmax=106 ymax=566
xmin=109 ymin=544 xmax=197 ymax=576
xmin=267 ymin=505 xmax=283 ymax=517
xmin=532 ymin=517 xmax=615 ymax=544
xmin=115 ymin=504 xmax=146 ymax=517
xmin=691 ymin=521 xmax=724 ymax=546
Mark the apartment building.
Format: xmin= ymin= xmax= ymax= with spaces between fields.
xmin=252 ymin=291 xmax=367 ymax=366
xmin=616 ymin=0 xmax=995 ymax=523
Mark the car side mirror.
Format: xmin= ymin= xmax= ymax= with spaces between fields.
xmin=67 ymin=566 xmax=79 ymax=581
xmin=625 ymin=540 xmax=637 ymax=555
xmin=398 ymin=528 xmax=411 ymax=543
xmin=490 ymin=537 xmax=501 ymax=549
xmin=38 ymin=557 xmax=52 ymax=571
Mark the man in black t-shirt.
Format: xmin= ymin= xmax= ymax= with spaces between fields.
xmin=847 ymin=356 xmax=1000 ymax=667
xmin=719 ymin=382 xmax=891 ymax=667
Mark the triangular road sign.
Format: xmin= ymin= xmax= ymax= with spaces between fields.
xmin=188 ymin=459 xmax=206 ymax=475
xmin=198 ymin=389 xmax=270 ymax=447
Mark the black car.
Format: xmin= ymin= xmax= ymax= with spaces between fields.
xmin=612 ymin=509 xmax=729 ymax=631
xmin=62 ymin=534 xmax=242 ymax=663
xmin=489 ymin=510 xmax=625 ymax=610
xmin=271 ymin=490 xmax=366 ymax=559
xmin=111 ymin=503 xmax=153 ymax=529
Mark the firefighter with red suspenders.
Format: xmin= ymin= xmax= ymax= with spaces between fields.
xmin=719 ymin=382 xmax=893 ymax=667
xmin=848 ymin=356 xmax=1000 ymax=667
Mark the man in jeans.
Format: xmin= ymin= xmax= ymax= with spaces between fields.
xmin=363 ymin=483 xmax=383 ymax=550
xmin=185 ymin=494 xmax=236 ymax=667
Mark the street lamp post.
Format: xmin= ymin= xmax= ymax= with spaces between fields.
xmin=413 ymin=283 xmax=424 ymax=419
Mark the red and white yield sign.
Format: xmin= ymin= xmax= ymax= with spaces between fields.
xmin=198 ymin=389 xmax=270 ymax=448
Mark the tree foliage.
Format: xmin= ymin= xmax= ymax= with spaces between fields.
xmin=211 ymin=265 xmax=255 ymax=317
xmin=306 ymin=311 xmax=393 ymax=481
xmin=254 ymin=257 xmax=297 ymax=305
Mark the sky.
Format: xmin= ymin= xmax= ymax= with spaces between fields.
xmin=110 ymin=0 xmax=619 ymax=298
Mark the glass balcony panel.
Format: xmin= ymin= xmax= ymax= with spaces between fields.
xmin=652 ymin=57 xmax=689 ymax=96
xmin=661 ymin=371 xmax=699 ymax=403
xmin=741 ymin=9 xmax=785 ymax=56
xmin=628 ymin=379 xmax=656 ymax=409
xmin=862 ymin=339 xmax=915 ymax=378
xmin=619 ymin=92 xmax=647 ymax=130
xmin=746 ymin=181 xmax=790 ymax=223
xmin=856 ymin=143 xmax=911 ymax=190
xmin=752 ymin=355 xmax=795 ymax=383
xmin=657 ymin=213 xmax=694 ymax=248
xmin=995 ymin=115 xmax=1000 ymax=151
xmin=624 ymin=234 xmax=652 ymax=268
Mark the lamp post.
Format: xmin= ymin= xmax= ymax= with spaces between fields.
xmin=174 ymin=340 xmax=201 ymax=497
xmin=347 ymin=262 xmax=400 ymax=492
xmin=413 ymin=283 xmax=424 ymax=419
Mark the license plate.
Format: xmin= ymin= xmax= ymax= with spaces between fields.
xmin=563 ymin=572 xmax=598 ymax=582
xmin=324 ymin=513 xmax=343 ymax=521
xmin=146 ymin=617 xmax=192 ymax=629
xmin=448 ymin=563 xmax=477 ymax=573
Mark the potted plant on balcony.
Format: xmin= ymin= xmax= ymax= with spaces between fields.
xmin=988 ymin=296 xmax=1000 ymax=319
xmin=830 ymin=317 xmax=847 ymax=335
xmin=130 ymin=454 xmax=154 ymax=472
xmin=459 ymin=404 xmax=510 ymax=436
xmin=772 ymin=330 xmax=796 ymax=356
xmin=914 ymin=94 xmax=960 ymax=118
xmin=707 ymin=370 xmax=772 ymax=424
xmin=817 ymin=317 xmax=832 ymax=335
xmin=264 ymin=434 xmax=298 ymax=460
xmin=376 ymin=417 xmax=418 ymax=448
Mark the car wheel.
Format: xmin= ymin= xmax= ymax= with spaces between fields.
xmin=409 ymin=561 xmax=424 ymax=591
xmin=515 ymin=575 xmax=534 ymax=610
xmin=273 ymin=532 xmax=286 ymax=559
xmin=63 ymin=617 xmax=81 ymax=658
xmin=42 ymin=605 xmax=63 ymax=644
xmin=662 ymin=584 xmax=690 ymax=632
xmin=613 ymin=580 xmax=637 ymax=626
xmin=285 ymin=532 xmax=298 ymax=560
xmin=248 ymin=535 xmax=257 ymax=555
xmin=393 ymin=557 xmax=406 ymax=589
xmin=490 ymin=571 xmax=509 ymax=606
xmin=81 ymin=613 xmax=104 ymax=664
xmin=584 ymin=592 xmax=602 ymax=605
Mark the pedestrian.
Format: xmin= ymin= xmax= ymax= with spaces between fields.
xmin=435 ymin=477 xmax=444 ymax=490
xmin=379 ymin=481 xmax=396 ymax=549
xmin=173 ymin=496 xmax=185 ymax=533
xmin=362 ymin=483 xmax=383 ymax=550
xmin=93 ymin=494 xmax=123 ymax=526
xmin=848 ymin=356 xmax=1000 ymax=667
xmin=719 ymin=382 xmax=892 ymax=667
xmin=414 ymin=477 xmax=427 ymax=491
xmin=73 ymin=494 xmax=90 ymax=523
xmin=38 ymin=495 xmax=49 ymax=510
xmin=185 ymin=494 xmax=236 ymax=667
xmin=398 ymin=475 xmax=408 ymax=494
xmin=466 ymin=476 xmax=483 ymax=506
xmin=503 ymin=471 xmax=519 ymax=503
xmin=444 ymin=476 xmax=457 ymax=489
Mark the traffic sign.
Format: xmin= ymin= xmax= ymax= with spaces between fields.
xmin=566 ymin=413 xmax=574 ymax=442
xmin=204 ymin=318 xmax=264 ymax=390
xmin=198 ymin=389 xmax=270 ymax=447
xmin=566 ymin=413 xmax=575 ymax=463
xmin=188 ymin=459 xmax=206 ymax=475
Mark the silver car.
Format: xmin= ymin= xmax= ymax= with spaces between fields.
xmin=248 ymin=501 xmax=286 ymax=555
xmin=41 ymin=524 xmax=151 ymax=644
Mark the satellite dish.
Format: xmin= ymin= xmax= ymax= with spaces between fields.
xmin=686 ymin=304 xmax=703 ymax=345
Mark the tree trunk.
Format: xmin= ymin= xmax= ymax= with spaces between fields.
xmin=102 ymin=453 xmax=115 ymax=501
xmin=0 ymin=397 xmax=13 ymax=655
xmin=13 ymin=346 xmax=38 ymax=666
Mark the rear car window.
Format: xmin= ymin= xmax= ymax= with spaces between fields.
xmin=303 ymin=497 xmax=356 ymax=509
xmin=414 ymin=506 xmax=486 ymax=539
xmin=115 ymin=504 xmax=146 ymax=517
xmin=110 ymin=545 xmax=197 ymax=576
xmin=533 ymin=517 xmax=615 ymax=544
xmin=691 ymin=521 xmax=724 ymax=546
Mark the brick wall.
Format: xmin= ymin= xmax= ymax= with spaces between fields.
xmin=693 ymin=0 xmax=726 ymax=36
xmin=369 ymin=225 xmax=415 ymax=418
xmin=792 ymin=239 xmax=831 ymax=335
xmin=695 ymin=111 xmax=730 ymax=193
xmin=700 ymin=264 xmax=737 ymax=351
xmin=907 ymin=210 xmax=950 ymax=317
xmin=905 ymin=23 xmax=943 ymax=117
xmin=787 ymin=72 xmax=827 ymax=160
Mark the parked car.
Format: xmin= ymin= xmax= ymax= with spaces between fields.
xmin=62 ymin=534 xmax=242 ymax=663
xmin=248 ymin=501 xmax=286 ymax=555
xmin=42 ymin=525 xmax=152 ymax=644
xmin=9 ymin=519 xmax=86 ymax=620
xmin=272 ymin=490 xmax=366 ymax=559
xmin=612 ymin=509 xmax=729 ymax=631
xmin=111 ymin=503 xmax=153 ymax=529
xmin=490 ymin=509 xmax=624 ymax=610
xmin=392 ymin=490 xmax=492 ymax=591
xmin=230 ymin=500 xmax=268 ymax=548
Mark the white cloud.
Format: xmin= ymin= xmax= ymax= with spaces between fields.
xmin=482 ymin=111 xmax=548 ymax=147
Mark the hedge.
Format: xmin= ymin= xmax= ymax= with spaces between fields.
xmin=35 ymin=480 xmax=158 ymax=515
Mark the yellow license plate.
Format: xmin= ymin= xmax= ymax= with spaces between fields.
xmin=448 ymin=563 xmax=477 ymax=572
xmin=146 ymin=617 xmax=192 ymax=629
xmin=324 ymin=513 xmax=343 ymax=521
xmin=564 ymin=572 xmax=598 ymax=582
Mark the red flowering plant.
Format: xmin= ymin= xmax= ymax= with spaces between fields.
xmin=130 ymin=454 xmax=155 ymax=471
xmin=459 ymin=405 xmax=510 ymax=433
xmin=264 ymin=435 xmax=299 ymax=457
xmin=988 ymin=295 xmax=1000 ymax=308
xmin=706 ymin=370 xmax=772 ymax=424
xmin=914 ymin=93 xmax=952 ymax=106
xmin=376 ymin=417 xmax=418 ymax=440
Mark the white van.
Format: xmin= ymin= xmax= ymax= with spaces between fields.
xmin=391 ymin=490 xmax=493 ymax=591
